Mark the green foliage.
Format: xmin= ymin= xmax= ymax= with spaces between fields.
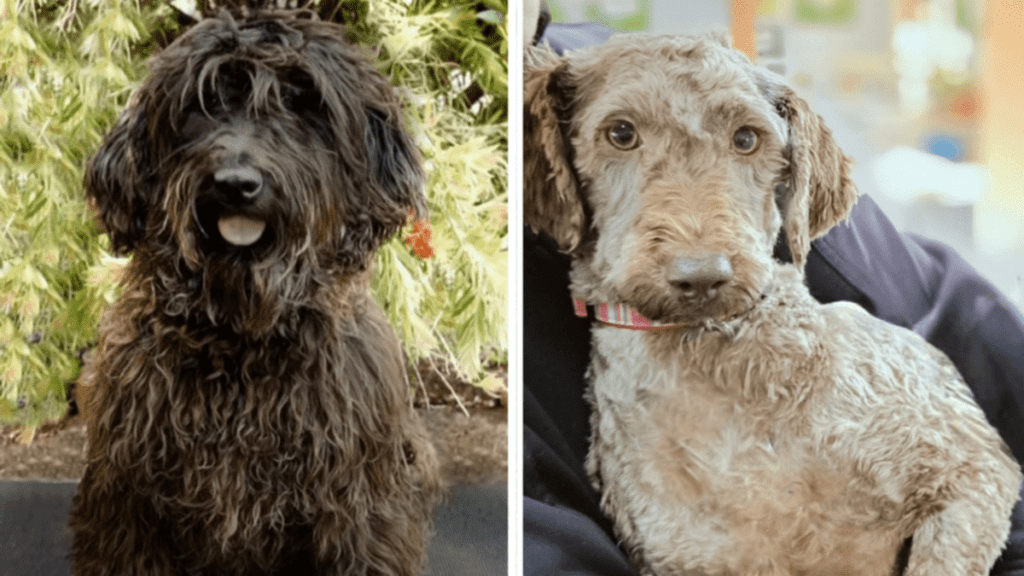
xmin=360 ymin=0 xmax=508 ymax=379
xmin=0 ymin=0 xmax=507 ymax=432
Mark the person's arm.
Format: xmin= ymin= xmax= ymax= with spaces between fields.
xmin=523 ymin=228 xmax=636 ymax=575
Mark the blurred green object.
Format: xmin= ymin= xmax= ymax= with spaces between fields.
xmin=794 ymin=0 xmax=856 ymax=25
xmin=547 ymin=0 xmax=651 ymax=32
xmin=0 ymin=0 xmax=507 ymax=435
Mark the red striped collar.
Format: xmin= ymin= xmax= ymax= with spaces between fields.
xmin=573 ymin=299 xmax=686 ymax=331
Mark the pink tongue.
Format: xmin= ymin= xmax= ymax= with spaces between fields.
xmin=217 ymin=215 xmax=266 ymax=246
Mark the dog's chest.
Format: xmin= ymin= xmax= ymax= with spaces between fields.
xmin=586 ymin=328 xmax=902 ymax=575
xmin=587 ymin=328 xmax=821 ymax=501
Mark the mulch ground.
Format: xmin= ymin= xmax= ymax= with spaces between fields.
xmin=0 ymin=361 xmax=507 ymax=486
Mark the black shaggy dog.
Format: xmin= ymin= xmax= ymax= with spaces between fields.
xmin=70 ymin=9 xmax=442 ymax=576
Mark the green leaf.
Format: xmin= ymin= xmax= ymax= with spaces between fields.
xmin=59 ymin=95 xmax=84 ymax=123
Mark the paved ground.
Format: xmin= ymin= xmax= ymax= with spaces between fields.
xmin=0 ymin=480 xmax=507 ymax=576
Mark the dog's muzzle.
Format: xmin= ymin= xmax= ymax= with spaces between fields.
xmin=213 ymin=166 xmax=267 ymax=246
xmin=667 ymin=253 xmax=734 ymax=299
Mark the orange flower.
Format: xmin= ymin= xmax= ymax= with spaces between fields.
xmin=404 ymin=219 xmax=434 ymax=259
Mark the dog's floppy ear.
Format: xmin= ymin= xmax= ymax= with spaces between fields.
xmin=365 ymin=107 xmax=428 ymax=222
xmin=759 ymin=74 xmax=858 ymax=269
xmin=84 ymin=96 xmax=153 ymax=255
xmin=524 ymin=44 xmax=587 ymax=254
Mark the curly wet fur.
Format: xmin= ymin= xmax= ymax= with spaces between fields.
xmin=71 ymin=10 xmax=441 ymax=576
xmin=525 ymin=34 xmax=1022 ymax=576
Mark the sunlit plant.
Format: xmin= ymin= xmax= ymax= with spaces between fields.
xmin=0 ymin=0 xmax=507 ymax=436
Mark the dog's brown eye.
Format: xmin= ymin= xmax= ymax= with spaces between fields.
xmin=732 ymin=126 xmax=759 ymax=154
xmin=607 ymin=121 xmax=639 ymax=150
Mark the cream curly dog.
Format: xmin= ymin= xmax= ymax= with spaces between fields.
xmin=525 ymin=34 xmax=1022 ymax=576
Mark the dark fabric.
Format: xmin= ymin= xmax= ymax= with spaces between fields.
xmin=534 ymin=1 xmax=552 ymax=46
xmin=996 ymin=483 xmax=1024 ymax=575
xmin=524 ymin=497 xmax=637 ymax=576
xmin=523 ymin=22 xmax=1024 ymax=575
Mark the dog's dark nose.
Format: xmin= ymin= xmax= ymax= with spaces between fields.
xmin=214 ymin=166 xmax=263 ymax=203
xmin=668 ymin=254 xmax=733 ymax=297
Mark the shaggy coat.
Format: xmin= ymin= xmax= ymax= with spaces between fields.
xmin=70 ymin=11 xmax=441 ymax=576
xmin=525 ymin=34 xmax=1022 ymax=576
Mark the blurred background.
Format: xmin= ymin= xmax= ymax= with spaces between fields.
xmin=543 ymin=0 xmax=1024 ymax=311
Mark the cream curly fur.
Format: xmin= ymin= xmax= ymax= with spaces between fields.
xmin=525 ymin=33 xmax=1022 ymax=576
